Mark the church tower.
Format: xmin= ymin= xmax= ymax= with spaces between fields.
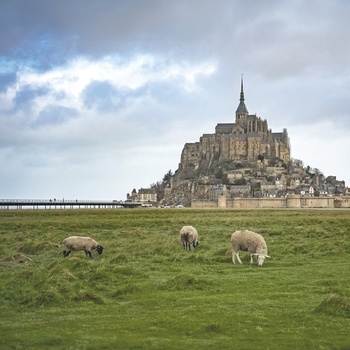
xmin=235 ymin=75 xmax=249 ymax=130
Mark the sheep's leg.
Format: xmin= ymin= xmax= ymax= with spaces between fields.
xmin=250 ymin=254 xmax=254 ymax=264
xmin=234 ymin=252 xmax=242 ymax=264
xmin=232 ymin=251 xmax=242 ymax=264
xmin=85 ymin=249 xmax=92 ymax=258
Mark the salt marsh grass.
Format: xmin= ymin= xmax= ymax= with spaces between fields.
xmin=0 ymin=208 xmax=350 ymax=349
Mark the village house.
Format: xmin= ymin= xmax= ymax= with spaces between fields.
xmin=127 ymin=188 xmax=157 ymax=203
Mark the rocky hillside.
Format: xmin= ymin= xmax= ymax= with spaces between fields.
xmin=152 ymin=157 xmax=346 ymax=206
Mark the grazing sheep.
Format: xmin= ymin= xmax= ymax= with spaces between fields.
xmin=63 ymin=236 xmax=104 ymax=258
xmin=231 ymin=230 xmax=270 ymax=266
xmin=180 ymin=226 xmax=200 ymax=251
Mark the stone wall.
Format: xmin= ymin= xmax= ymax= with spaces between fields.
xmin=334 ymin=197 xmax=350 ymax=208
xmin=192 ymin=195 xmax=349 ymax=209
xmin=191 ymin=200 xmax=218 ymax=208
xmin=227 ymin=197 xmax=286 ymax=209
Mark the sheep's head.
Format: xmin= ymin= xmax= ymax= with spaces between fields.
xmin=96 ymin=245 xmax=104 ymax=254
xmin=254 ymin=253 xmax=270 ymax=266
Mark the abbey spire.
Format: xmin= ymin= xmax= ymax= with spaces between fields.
xmin=236 ymin=75 xmax=248 ymax=114
xmin=236 ymin=75 xmax=248 ymax=128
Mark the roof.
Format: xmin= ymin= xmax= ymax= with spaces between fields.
xmin=272 ymin=132 xmax=283 ymax=140
xmin=236 ymin=100 xmax=248 ymax=114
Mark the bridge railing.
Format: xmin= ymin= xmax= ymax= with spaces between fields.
xmin=0 ymin=199 xmax=142 ymax=209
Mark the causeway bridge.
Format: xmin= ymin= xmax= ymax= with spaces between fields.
xmin=0 ymin=199 xmax=143 ymax=210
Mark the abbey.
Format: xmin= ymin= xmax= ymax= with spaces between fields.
xmin=136 ymin=77 xmax=348 ymax=208
xmin=178 ymin=78 xmax=291 ymax=173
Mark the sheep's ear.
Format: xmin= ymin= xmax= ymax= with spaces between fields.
xmin=265 ymin=255 xmax=271 ymax=258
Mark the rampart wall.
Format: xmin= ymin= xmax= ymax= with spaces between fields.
xmin=192 ymin=195 xmax=350 ymax=209
xmin=335 ymin=197 xmax=350 ymax=208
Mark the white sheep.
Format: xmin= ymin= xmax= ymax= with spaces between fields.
xmin=180 ymin=226 xmax=200 ymax=251
xmin=63 ymin=236 xmax=104 ymax=258
xmin=231 ymin=230 xmax=270 ymax=266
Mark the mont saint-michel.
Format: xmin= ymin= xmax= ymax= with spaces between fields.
xmin=129 ymin=78 xmax=349 ymax=209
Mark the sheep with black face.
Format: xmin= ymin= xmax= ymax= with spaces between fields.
xmin=180 ymin=226 xmax=200 ymax=251
xmin=63 ymin=236 xmax=104 ymax=258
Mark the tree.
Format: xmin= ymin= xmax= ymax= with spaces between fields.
xmin=215 ymin=167 xmax=224 ymax=180
xmin=163 ymin=170 xmax=173 ymax=183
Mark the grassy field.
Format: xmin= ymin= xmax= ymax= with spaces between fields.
xmin=0 ymin=208 xmax=350 ymax=349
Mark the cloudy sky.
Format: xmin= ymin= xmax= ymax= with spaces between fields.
xmin=0 ymin=0 xmax=349 ymax=200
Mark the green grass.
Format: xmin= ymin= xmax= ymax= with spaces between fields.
xmin=0 ymin=208 xmax=350 ymax=349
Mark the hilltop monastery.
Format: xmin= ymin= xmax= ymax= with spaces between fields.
xmin=128 ymin=78 xmax=349 ymax=208
xmin=179 ymin=77 xmax=290 ymax=173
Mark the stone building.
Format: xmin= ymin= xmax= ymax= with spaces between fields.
xmin=178 ymin=77 xmax=291 ymax=174
xmin=138 ymin=188 xmax=157 ymax=203
xmin=127 ymin=188 xmax=157 ymax=203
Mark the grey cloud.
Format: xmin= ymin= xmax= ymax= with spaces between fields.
xmin=36 ymin=105 xmax=78 ymax=126
xmin=2 ymin=0 xmax=350 ymax=77
xmin=13 ymin=85 xmax=49 ymax=112
xmin=0 ymin=1 xmax=267 ymax=58
xmin=146 ymin=80 xmax=188 ymax=103
xmin=12 ymin=34 xmax=79 ymax=71
xmin=0 ymin=72 xmax=17 ymax=92
xmin=82 ymin=80 xmax=126 ymax=112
